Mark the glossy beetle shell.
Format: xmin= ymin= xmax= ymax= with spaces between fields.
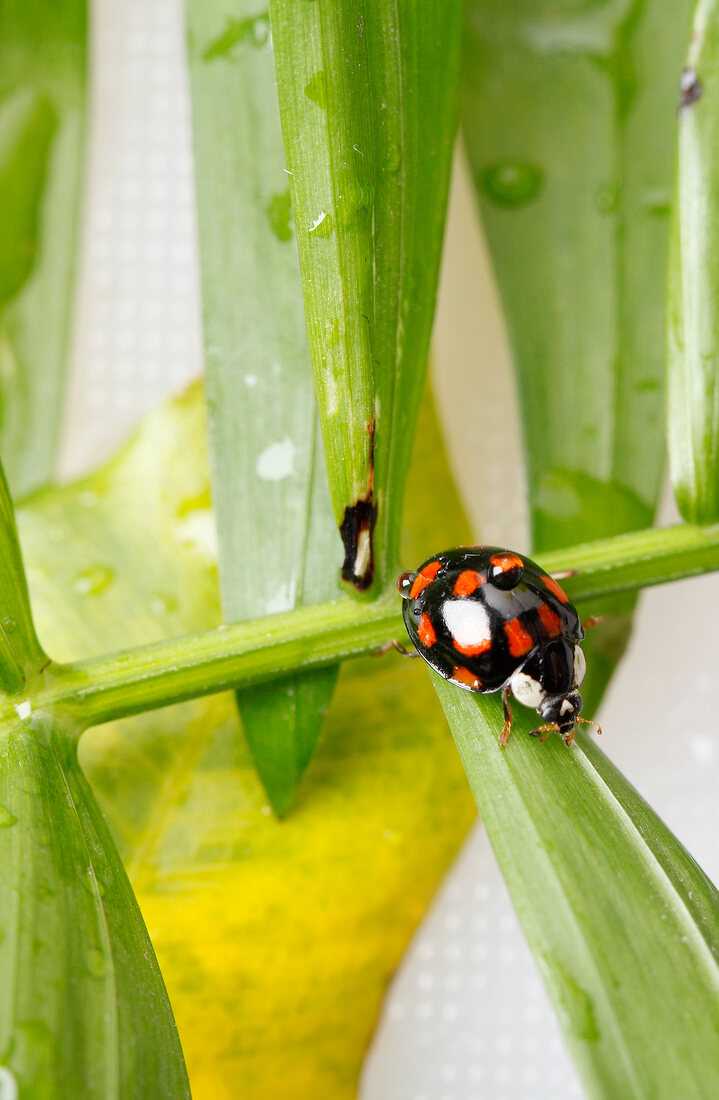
xmin=398 ymin=546 xmax=584 ymax=696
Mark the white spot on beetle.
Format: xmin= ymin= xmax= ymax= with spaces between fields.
xmin=256 ymin=438 xmax=295 ymax=481
xmin=510 ymin=671 xmax=546 ymax=709
xmin=442 ymin=600 xmax=492 ymax=650
xmin=573 ymin=644 xmax=586 ymax=686
xmin=560 ymin=698 xmax=573 ymax=716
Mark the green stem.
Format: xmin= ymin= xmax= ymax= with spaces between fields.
xmin=26 ymin=521 xmax=719 ymax=730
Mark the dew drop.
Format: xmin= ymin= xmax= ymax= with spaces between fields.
xmin=596 ymin=184 xmax=618 ymax=213
xmin=539 ymin=953 xmax=600 ymax=1042
xmin=266 ymin=189 xmax=293 ymax=242
xmin=324 ymin=317 xmax=341 ymax=348
xmin=73 ymin=565 xmax=113 ymax=597
xmin=382 ymin=142 xmax=402 ymax=174
xmin=0 ymin=807 xmax=17 ymax=829
xmin=82 ymin=869 xmax=105 ymax=898
xmin=641 ymin=187 xmax=671 ymax=216
xmin=308 ymin=211 xmax=334 ymax=238
xmin=149 ymin=592 xmax=178 ymax=618
xmin=336 ymin=178 xmax=369 ymax=227
xmin=304 ymin=70 xmax=327 ymax=110
xmin=481 ymin=161 xmax=543 ymax=207
xmin=202 ymin=12 xmax=269 ymax=60
xmin=85 ymin=947 xmax=107 ymax=979
xmin=1 ymin=618 xmax=16 ymax=634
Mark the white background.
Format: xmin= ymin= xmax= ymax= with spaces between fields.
xmin=61 ymin=3 xmax=719 ymax=1097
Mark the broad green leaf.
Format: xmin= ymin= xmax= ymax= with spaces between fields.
xmin=462 ymin=0 xmax=692 ymax=706
xmin=0 ymin=712 xmax=189 ymax=1099
xmin=270 ymin=0 xmax=463 ymax=590
xmin=434 ymin=677 xmax=719 ymax=1099
xmin=187 ymin=0 xmax=342 ymax=817
xmin=17 ymin=383 xmax=476 ymax=1099
xmin=668 ymin=0 xmax=719 ymax=523
xmin=0 ymin=0 xmax=87 ymax=495
xmin=0 ymin=461 xmax=44 ymax=694
xmin=0 ymin=88 xmax=57 ymax=305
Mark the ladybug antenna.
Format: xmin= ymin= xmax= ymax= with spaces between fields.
xmin=576 ymin=716 xmax=603 ymax=735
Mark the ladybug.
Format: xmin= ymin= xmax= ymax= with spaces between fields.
xmin=397 ymin=546 xmax=601 ymax=746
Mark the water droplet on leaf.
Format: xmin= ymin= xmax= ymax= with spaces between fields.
xmin=202 ymin=12 xmax=269 ymax=60
xmin=73 ymin=565 xmax=113 ymax=597
xmin=481 ymin=162 xmax=542 ymax=207
xmin=149 ymin=592 xmax=178 ymax=617
xmin=596 ymin=184 xmax=618 ymax=212
xmin=304 ymin=70 xmax=327 ymax=110
xmin=0 ymin=807 xmax=17 ymax=829
xmin=266 ymin=190 xmax=293 ymax=242
xmin=85 ymin=948 xmax=107 ymax=979
xmin=308 ymin=211 xmax=334 ymax=238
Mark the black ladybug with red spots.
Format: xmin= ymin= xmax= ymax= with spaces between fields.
xmin=397 ymin=546 xmax=601 ymax=746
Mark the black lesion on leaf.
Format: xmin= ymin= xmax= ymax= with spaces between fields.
xmin=680 ymin=68 xmax=702 ymax=110
xmin=340 ymin=497 xmax=377 ymax=590
xmin=340 ymin=418 xmax=377 ymax=589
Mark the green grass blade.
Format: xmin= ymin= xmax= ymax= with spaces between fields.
xmin=0 ymin=714 xmax=189 ymax=1099
xmin=270 ymin=0 xmax=463 ymax=590
xmin=0 ymin=461 xmax=45 ymax=694
xmin=435 ymin=677 xmax=719 ymax=1099
xmin=462 ymin=0 xmax=693 ymax=706
xmin=0 ymin=0 xmax=87 ymax=495
xmin=668 ymin=0 xmax=719 ymax=523
xmin=187 ymin=0 xmax=342 ymax=817
xmin=463 ymin=0 xmax=691 ymax=545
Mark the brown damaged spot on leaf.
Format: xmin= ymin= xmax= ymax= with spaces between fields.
xmin=340 ymin=418 xmax=376 ymax=590
xmin=679 ymin=67 xmax=702 ymax=110
xmin=340 ymin=498 xmax=377 ymax=589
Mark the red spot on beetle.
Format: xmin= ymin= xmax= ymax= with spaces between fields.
xmin=537 ymin=603 xmax=562 ymax=638
xmin=490 ymin=552 xmax=523 ymax=574
xmin=409 ymin=560 xmax=441 ymax=599
xmin=504 ymin=617 xmax=534 ymax=657
xmin=453 ymin=570 xmax=485 ymax=597
xmin=452 ymin=666 xmax=483 ymax=690
xmin=418 ymin=613 xmax=437 ymax=648
xmin=543 ymin=574 xmax=570 ymax=603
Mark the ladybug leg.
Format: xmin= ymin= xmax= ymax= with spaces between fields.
xmin=373 ymin=639 xmax=420 ymax=659
xmin=582 ymin=615 xmax=604 ymax=630
xmin=551 ymin=568 xmax=576 ymax=581
xmin=529 ymin=722 xmax=557 ymax=743
xmin=499 ymin=687 xmax=513 ymax=747
xmin=576 ymin=716 xmax=603 ymax=735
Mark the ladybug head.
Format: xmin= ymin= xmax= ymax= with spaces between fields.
xmin=536 ymin=689 xmax=584 ymax=736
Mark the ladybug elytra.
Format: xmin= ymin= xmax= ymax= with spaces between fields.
xmin=397 ymin=546 xmax=601 ymax=746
